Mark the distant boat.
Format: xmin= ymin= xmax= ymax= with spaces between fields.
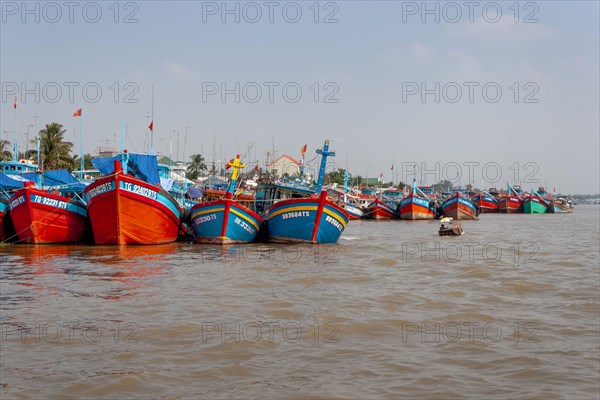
xmin=549 ymin=197 xmax=574 ymax=213
xmin=440 ymin=191 xmax=478 ymax=220
xmin=398 ymin=182 xmax=437 ymax=220
xmin=344 ymin=196 xmax=369 ymax=220
xmin=498 ymin=184 xmax=523 ymax=213
xmin=523 ymin=188 xmax=551 ymax=214
xmin=84 ymin=154 xmax=184 ymax=245
xmin=340 ymin=170 xmax=367 ymax=220
xmin=6 ymin=170 xmax=90 ymax=244
xmin=366 ymin=197 xmax=397 ymax=220
xmin=261 ymin=140 xmax=349 ymax=244
xmin=473 ymin=188 xmax=499 ymax=213
xmin=190 ymin=155 xmax=262 ymax=244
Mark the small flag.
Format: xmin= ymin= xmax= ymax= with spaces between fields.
xmin=73 ymin=108 xmax=82 ymax=117
xmin=225 ymin=157 xmax=235 ymax=169
xmin=391 ymin=164 xmax=394 ymax=170
xmin=13 ymin=97 xmax=17 ymax=109
xmin=301 ymin=144 xmax=307 ymax=157
xmin=148 ymin=120 xmax=154 ymax=131
xmin=255 ymin=162 xmax=259 ymax=171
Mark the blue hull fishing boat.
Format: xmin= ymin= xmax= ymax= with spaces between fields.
xmin=261 ymin=140 xmax=349 ymax=244
xmin=190 ymin=155 xmax=262 ymax=244
xmin=262 ymin=191 xmax=348 ymax=243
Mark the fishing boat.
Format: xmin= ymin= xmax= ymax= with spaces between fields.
xmin=84 ymin=153 xmax=184 ymax=245
xmin=0 ymin=197 xmax=10 ymax=242
xmin=261 ymin=140 xmax=349 ymax=244
xmin=343 ymin=194 xmax=370 ymax=220
xmin=440 ymin=191 xmax=478 ymax=220
xmin=7 ymin=170 xmax=90 ymax=244
xmin=398 ymin=182 xmax=437 ymax=220
xmin=549 ymin=197 xmax=574 ymax=213
xmin=365 ymin=197 xmax=397 ymax=220
xmin=338 ymin=170 xmax=366 ymax=220
xmin=0 ymin=172 xmax=24 ymax=242
xmin=190 ymin=155 xmax=262 ymax=244
xmin=523 ymin=189 xmax=550 ymax=214
xmin=498 ymin=184 xmax=523 ymax=213
xmin=472 ymin=188 xmax=499 ymax=213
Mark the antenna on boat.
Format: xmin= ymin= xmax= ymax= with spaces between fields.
xmin=121 ymin=120 xmax=125 ymax=153
xmin=150 ymin=85 xmax=155 ymax=155
xmin=12 ymin=96 xmax=18 ymax=162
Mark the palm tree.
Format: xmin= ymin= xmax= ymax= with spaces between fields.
xmin=38 ymin=123 xmax=74 ymax=170
xmin=186 ymin=154 xmax=207 ymax=180
xmin=0 ymin=140 xmax=11 ymax=161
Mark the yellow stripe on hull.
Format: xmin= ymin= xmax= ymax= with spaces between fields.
xmin=265 ymin=205 xmax=318 ymax=221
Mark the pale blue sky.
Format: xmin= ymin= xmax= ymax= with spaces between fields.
xmin=1 ymin=1 xmax=598 ymax=193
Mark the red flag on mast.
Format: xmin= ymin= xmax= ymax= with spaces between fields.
xmin=73 ymin=108 xmax=82 ymax=117
xmin=148 ymin=120 xmax=154 ymax=131
xmin=13 ymin=97 xmax=17 ymax=109
xmin=301 ymin=144 xmax=307 ymax=157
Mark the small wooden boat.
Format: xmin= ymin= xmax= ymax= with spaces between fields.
xmin=190 ymin=155 xmax=262 ymax=244
xmin=439 ymin=217 xmax=464 ymax=236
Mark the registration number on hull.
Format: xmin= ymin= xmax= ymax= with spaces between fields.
xmin=122 ymin=182 xmax=158 ymax=200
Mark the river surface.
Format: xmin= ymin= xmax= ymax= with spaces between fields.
xmin=1 ymin=206 xmax=599 ymax=399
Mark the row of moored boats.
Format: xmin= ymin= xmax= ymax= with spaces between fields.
xmin=0 ymin=140 xmax=574 ymax=246
xmin=0 ymin=141 xmax=349 ymax=245
xmin=341 ymin=183 xmax=574 ymax=221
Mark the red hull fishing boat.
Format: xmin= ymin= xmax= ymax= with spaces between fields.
xmin=498 ymin=185 xmax=523 ymax=213
xmin=440 ymin=192 xmax=478 ymax=220
xmin=472 ymin=189 xmax=499 ymax=213
xmin=366 ymin=197 xmax=397 ymax=220
xmin=84 ymin=156 xmax=183 ymax=245
xmin=8 ymin=182 xmax=89 ymax=244
xmin=398 ymin=183 xmax=437 ymax=220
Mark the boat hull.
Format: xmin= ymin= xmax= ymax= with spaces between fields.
xmin=8 ymin=187 xmax=89 ymax=244
xmin=441 ymin=194 xmax=478 ymax=220
xmin=473 ymin=194 xmax=499 ymax=213
xmin=399 ymin=194 xmax=435 ymax=220
xmin=262 ymin=191 xmax=349 ymax=244
xmin=190 ymin=199 xmax=262 ymax=244
xmin=366 ymin=198 xmax=397 ymax=220
xmin=523 ymin=197 xmax=549 ymax=214
xmin=344 ymin=203 xmax=364 ymax=220
xmin=551 ymin=203 xmax=573 ymax=213
xmin=84 ymin=173 xmax=182 ymax=245
xmin=0 ymin=198 xmax=9 ymax=242
xmin=498 ymin=196 xmax=523 ymax=213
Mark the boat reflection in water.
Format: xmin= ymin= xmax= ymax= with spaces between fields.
xmin=1 ymin=243 xmax=178 ymax=300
